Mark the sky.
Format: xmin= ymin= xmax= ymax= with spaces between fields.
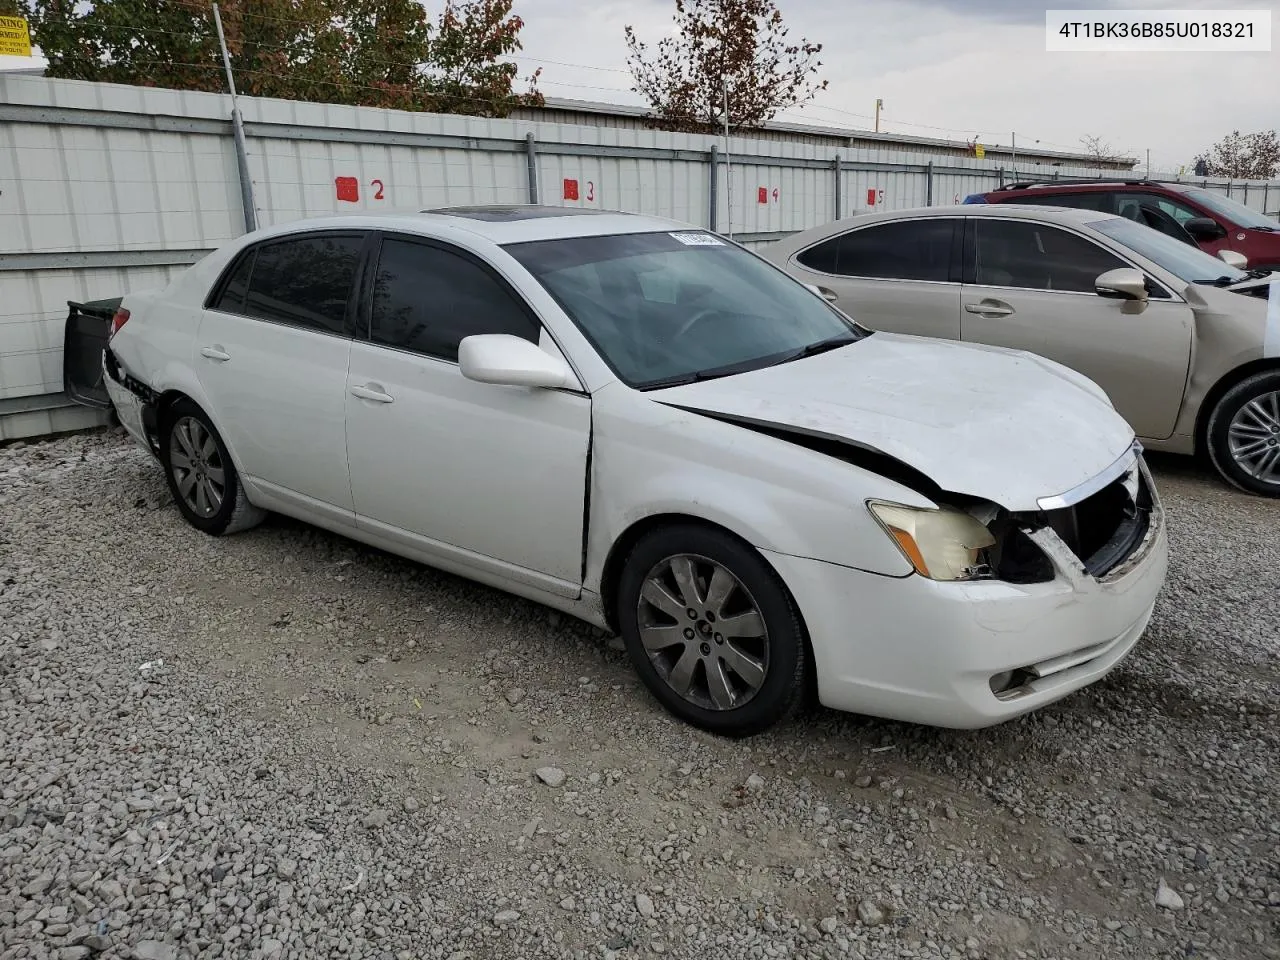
xmin=506 ymin=0 xmax=1278 ymax=170
xmin=2 ymin=0 xmax=1276 ymax=170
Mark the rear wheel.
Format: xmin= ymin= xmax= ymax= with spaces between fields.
xmin=159 ymin=398 xmax=266 ymax=535
xmin=1205 ymin=371 xmax=1280 ymax=497
xmin=616 ymin=524 xmax=809 ymax=737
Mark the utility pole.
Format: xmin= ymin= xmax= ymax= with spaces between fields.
xmin=874 ymin=98 xmax=883 ymax=133
xmin=723 ymin=81 xmax=733 ymax=240
xmin=213 ymin=2 xmax=257 ymax=233
xmin=1011 ymin=132 xmax=1017 ymax=175
xmin=1146 ymin=148 xmax=1151 ymax=178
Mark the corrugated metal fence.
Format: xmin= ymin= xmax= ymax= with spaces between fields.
xmin=2 ymin=73 xmax=1279 ymax=440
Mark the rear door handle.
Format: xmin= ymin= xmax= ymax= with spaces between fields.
xmin=200 ymin=346 xmax=231 ymax=362
xmin=350 ymin=383 xmax=394 ymax=404
xmin=965 ymin=301 xmax=1014 ymax=317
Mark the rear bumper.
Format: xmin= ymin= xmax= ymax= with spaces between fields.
xmin=764 ymin=470 xmax=1169 ymax=729
xmin=103 ymin=350 xmax=158 ymax=458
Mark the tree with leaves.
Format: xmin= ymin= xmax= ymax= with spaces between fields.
xmin=625 ymin=0 xmax=826 ymax=134
xmin=19 ymin=0 xmax=541 ymax=117
xmin=1193 ymin=129 xmax=1280 ymax=180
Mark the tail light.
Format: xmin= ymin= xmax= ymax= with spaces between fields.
xmin=109 ymin=307 xmax=130 ymax=337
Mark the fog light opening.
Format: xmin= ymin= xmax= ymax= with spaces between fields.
xmin=989 ymin=668 xmax=1037 ymax=700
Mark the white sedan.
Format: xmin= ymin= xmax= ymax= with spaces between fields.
xmin=101 ymin=206 xmax=1168 ymax=736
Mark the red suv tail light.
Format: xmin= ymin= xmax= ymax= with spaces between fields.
xmin=109 ymin=307 xmax=130 ymax=337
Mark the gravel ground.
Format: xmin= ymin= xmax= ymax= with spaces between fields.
xmin=1 ymin=429 xmax=1278 ymax=960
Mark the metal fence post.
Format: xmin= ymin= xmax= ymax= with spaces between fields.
xmin=1265 ymin=182 xmax=1271 ymax=216
xmin=708 ymin=144 xmax=719 ymax=232
xmin=525 ymin=133 xmax=539 ymax=204
xmin=998 ymin=167 xmax=1005 ymax=188
xmin=925 ymin=161 xmax=933 ymax=206
xmin=212 ymin=3 xmax=256 ymax=233
xmin=833 ymin=155 xmax=842 ymax=219
xmin=1243 ymin=182 xmax=1249 ymax=206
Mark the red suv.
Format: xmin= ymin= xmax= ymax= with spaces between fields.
xmin=965 ymin=179 xmax=1280 ymax=271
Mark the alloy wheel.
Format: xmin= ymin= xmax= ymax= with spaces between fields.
xmin=635 ymin=554 xmax=769 ymax=711
xmin=169 ymin=416 xmax=226 ymax=517
xmin=1227 ymin=391 xmax=1280 ymax=484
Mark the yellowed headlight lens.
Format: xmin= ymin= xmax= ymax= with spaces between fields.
xmin=868 ymin=501 xmax=996 ymax=581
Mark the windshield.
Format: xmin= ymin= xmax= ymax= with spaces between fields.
xmin=505 ymin=230 xmax=866 ymax=389
xmin=1088 ymin=216 xmax=1249 ymax=285
xmin=1184 ymin=188 xmax=1280 ymax=231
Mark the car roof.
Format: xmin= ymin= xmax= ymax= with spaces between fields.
xmin=764 ymin=204 xmax=1124 ymax=252
xmin=237 ymin=206 xmax=692 ymax=247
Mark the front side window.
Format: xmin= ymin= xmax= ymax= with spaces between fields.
xmin=799 ymin=219 xmax=954 ymax=282
xmin=972 ymin=220 xmax=1128 ymax=293
xmin=1183 ymin=188 xmax=1279 ymax=231
xmin=369 ymin=237 xmax=540 ymax=362
xmin=241 ymin=234 xmax=364 ymax=334
xmin=506 ymin=230 xmax=865 ymax=389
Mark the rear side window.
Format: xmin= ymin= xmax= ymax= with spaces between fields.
xmin=798 ymin=219 xmax=955 ymax=282
xmin=369 ymin=237 xmax=540 ymax=362
xmin=239 ymin=234 xmax=364 ymax=334
xmin=973 ymin=220 xmax=1127 ymax=293
xmin=1013 ymin=192 xmax=1113 ymax=213
xmin=213 ymin=251 xmax=254 ymax=313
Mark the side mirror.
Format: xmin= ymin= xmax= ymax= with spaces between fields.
xmin=1095 ymin=267 xmax=1149 ymax=302
xmin=1184 ymin=217 xmax=1227 ymax=241
xmin=458 ymin=334 xmax=577 ymax=390
xmin=1217 ymin=248 xmax=1248 ymax=269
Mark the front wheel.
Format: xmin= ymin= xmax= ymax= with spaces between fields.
xmin=616 ymin=524 xmax=809 ymax=737
xmin=1205 ymin=371 xmax=1280 ymax=496
xmin=159 ymin=399 xmax=266 ymax=535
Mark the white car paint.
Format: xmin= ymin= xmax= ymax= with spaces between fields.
xmin=101 ymin=207 xmax=1168 ymax=731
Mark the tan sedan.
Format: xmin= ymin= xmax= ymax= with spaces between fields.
xmin=762 ymin=204 xmax=1280 ymax=495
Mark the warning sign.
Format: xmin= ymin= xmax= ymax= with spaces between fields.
xmin=0 ymin=16 xmax=32 ymax=58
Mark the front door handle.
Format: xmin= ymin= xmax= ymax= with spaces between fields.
xmin=350 ymin=383 xmax=394 ymax=404
xmin=200 ymin=346 xmax=231 ymax=362
xmin=965 ymin=300 xmax=1015 ymax=317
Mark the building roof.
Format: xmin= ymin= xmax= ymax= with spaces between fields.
xmin=517 ymin=97 xmax=1138 ymax=169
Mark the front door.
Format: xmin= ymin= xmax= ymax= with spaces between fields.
xmin=960 ymin=217 xmax=1194 ymax=441
xmin=344 ymin=233 xmax=591 ymax=596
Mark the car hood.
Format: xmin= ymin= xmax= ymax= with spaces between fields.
xmin=648 ymin=332 xmax=1136 ymax=512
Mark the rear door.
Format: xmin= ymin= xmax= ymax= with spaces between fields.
xmin=959 ymin=216 xmax=1194 ymax=441
xmin=195 ymin=231 xmax=366 ymax=525
xmin=789 ymin=217 xmax=962 ymax=340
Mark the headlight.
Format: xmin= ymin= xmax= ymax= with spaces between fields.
xmin=868 ymin=501 xmax=996 ymax=582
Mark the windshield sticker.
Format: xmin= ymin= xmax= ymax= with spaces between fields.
xmin=669 ymin=231 xmax=725 ymax=246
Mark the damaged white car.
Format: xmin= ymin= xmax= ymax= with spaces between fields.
xmin=101 ymin=207 xmax=1168 ymax=736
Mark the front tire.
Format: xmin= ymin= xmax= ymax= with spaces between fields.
xmin=1205 ymin=371 xmax=1280 ymax=496
xmin=616 ymin=524 xmax=809 ymax=737
xmin=159 ymin=398 xmax=266 ymax=535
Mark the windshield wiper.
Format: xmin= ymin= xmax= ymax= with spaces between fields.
xmin=640 ymin=367 xmax=747 ymax=390
xmin=780 ymin=332 xmax=861 ymax=363
xmin=1195 ymin=275 xmax=1243 ymax=287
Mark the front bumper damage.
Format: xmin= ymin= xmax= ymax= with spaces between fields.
xmin=763 ymin=444 xmax=1168 ymax=728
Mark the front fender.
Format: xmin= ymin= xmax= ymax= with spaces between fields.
xmin=585 ymin=386 xmax=928 ymax=589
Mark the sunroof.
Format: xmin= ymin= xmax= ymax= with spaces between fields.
xmin=422 ymin=205 xmax=611 ymax=222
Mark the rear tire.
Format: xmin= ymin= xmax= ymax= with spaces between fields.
xmin=616 ymin=524 xmax=809 ymax=737
xmin=159 ymin=398 xmax=266 ymax=535
xmin=1205 ymin=370 xmax=1280 ymax=497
